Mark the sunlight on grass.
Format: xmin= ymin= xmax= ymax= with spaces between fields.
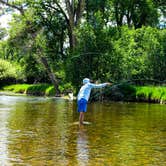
xmin=2 ymin=84 xmax=56 ymax=96
xmin=135 ymin=86 xmax=166 ymax=102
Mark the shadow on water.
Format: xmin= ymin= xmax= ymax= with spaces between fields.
xmin=0 ymin=95 xmax=166 ymax=165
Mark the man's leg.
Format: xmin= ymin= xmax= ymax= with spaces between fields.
xmin=79 ymin=112 xmax=84 ymax=124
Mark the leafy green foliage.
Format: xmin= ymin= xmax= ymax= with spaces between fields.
xmin=67 ymin=25 xmax=166 ymax=87
xmin=0 ymin=0 xmax=165 ymax=97
xmin=109 ymin=0 xmax=159 ymax=28
xmin=26 ymin=84 xmax=51 ymax=95
xmin=0 ymin=59 xmax=22 ymax=85
xmin=0 ymin=27 xmax=7 ymax=40
xmin=0 ymin=59 xmax=16 ymax=79
xmin=59 ymin=82 xmax=75 ymax=94
xmin=111 ymin=27 xmax=166 ymax=81
xmin=45 ymin=86 xmax=55 ymax=96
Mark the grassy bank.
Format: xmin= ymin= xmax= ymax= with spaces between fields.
xmin=1 ymin=84 xmax=55 ymax=96
xmin=135 ymin=86 xmax=166 ymax=103
xmin=92 ymin=83 xmax=166 ymax=104
xmin=112 ymin=84 xmax=166 ymax=103
xmin=1 ymin=84 xmax=166 ymax=103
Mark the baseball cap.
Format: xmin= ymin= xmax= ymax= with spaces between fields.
xmin=83 ymin=78 xmax=90 ymax=84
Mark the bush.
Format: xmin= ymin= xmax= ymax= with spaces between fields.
xmin=0 ymin=59 xmax=17 ymax=84
xmin=103 ymin=83 xmax=136 ymax=101
xmin=45 ymin=86 xmax=56 ymax=96
xmin=89 ymin=83 xmax=134 ymax=102
xmin=59 ymin=83 xmax=75 ymax=94
xmin=0 ymin=59 xmax=25 ymax=87
xmin=26 ymin=84 xmax=51 ymax=96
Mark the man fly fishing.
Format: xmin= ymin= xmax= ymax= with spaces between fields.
xmin=77 ymin=78 xmax=111 ymax=125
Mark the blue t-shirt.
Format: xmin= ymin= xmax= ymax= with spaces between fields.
xmin=77 ymin=82 xmax=107 ymax=101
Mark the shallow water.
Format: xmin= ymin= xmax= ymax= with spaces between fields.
xmin=0 ymin=95 xmax=165 ymax=165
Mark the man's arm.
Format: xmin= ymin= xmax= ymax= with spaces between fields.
xmin=90 ymin=82 xmax=111 ymax=88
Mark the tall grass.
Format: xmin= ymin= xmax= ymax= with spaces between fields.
xmin=3 ymin=84 xmax=30 ymax=93
xmin=2 ymin=84 xmax=56 ymax=96
xmin=135 ymin=86 xmax=166 ymax=103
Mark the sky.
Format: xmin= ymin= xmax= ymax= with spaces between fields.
xmin=0 ymin=13 xmax=12 ymax=28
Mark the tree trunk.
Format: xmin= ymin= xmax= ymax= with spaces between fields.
xmin=38 ymin=51 xmax=60 ymax=96
xmin=65 ymin=0 xmax=85 ymax=49
xmin=50 ymin=0 xmax=85 ymax=50
xmin=114 ymin=3 xmax=124 ymax=27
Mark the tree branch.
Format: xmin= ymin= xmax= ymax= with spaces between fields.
xmin=49 ymin=1 xmax=70 ymax=26
xmin=0 ymin=0 xmax=24 ymax=15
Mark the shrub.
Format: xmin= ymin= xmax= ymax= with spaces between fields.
xmin=59 ymin=83 xmax=74 ymax=94
xmin=0 ymin=59 xmax=25 ymax=87
xmin=26 ymin=84 xmax=50 ymax=96
xmin=0 ymin=59 xmax=17 ymax=83
xmin=45 ymin=86 xmax=56 ymax=96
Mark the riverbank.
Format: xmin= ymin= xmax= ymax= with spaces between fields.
xmin=1 ymin=84 xmax=55 ymax=96
xmin=0 ymin=84 xmax=74 ymax=100
xmin=134 ymin=86 xmax=166 ymax=104
xmin=91 ymin=83 xmax=166 ymax=104
xmin=1 ymin=83 xmax=166 ymax=104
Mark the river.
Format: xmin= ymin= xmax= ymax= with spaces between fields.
xmin=0 ymin=95 xmax=165 ymax=165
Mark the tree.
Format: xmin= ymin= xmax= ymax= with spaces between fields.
xmin=0 ymin=0 xmax=165 ymax=91
xmin=0 ymin=0 xmax=25 ymax=15
xmin=109 ymin=0 xmax=159 ymax=28
xmin=0 ymin=1 xmax=66 ymax=95
xmin=28 ymin=0 xmax=86 ymax=50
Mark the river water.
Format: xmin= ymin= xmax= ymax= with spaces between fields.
xmin=0 ymin=95 xmax=165 ymax=165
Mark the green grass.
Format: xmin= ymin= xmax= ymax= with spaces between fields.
xmin=26 ymin=84 xmax=51 ymax=96
xmin=2 ymin=84 xmax=56 ymax=96
xmin=135 ymin=86 xmax=166 ymax=102
xmin=43 ymin=85 xmax=55 ymax=96
xmin=3 ymin=84 xmax=30 ymax=93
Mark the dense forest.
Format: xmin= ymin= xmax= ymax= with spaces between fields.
xmin=0 ymin=0 xmax=166 ymax=95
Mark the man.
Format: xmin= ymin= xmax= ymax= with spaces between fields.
xmin=77 ymin=78 xmax=111 ymax=125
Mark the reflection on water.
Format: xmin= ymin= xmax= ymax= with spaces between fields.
xmin=0 ymin=95 xmax=166 ymax=165
xmin=0 ymin=106 xmax=10 ymax=165
xmin=77 ymin=126 xmax=89 ymax=166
